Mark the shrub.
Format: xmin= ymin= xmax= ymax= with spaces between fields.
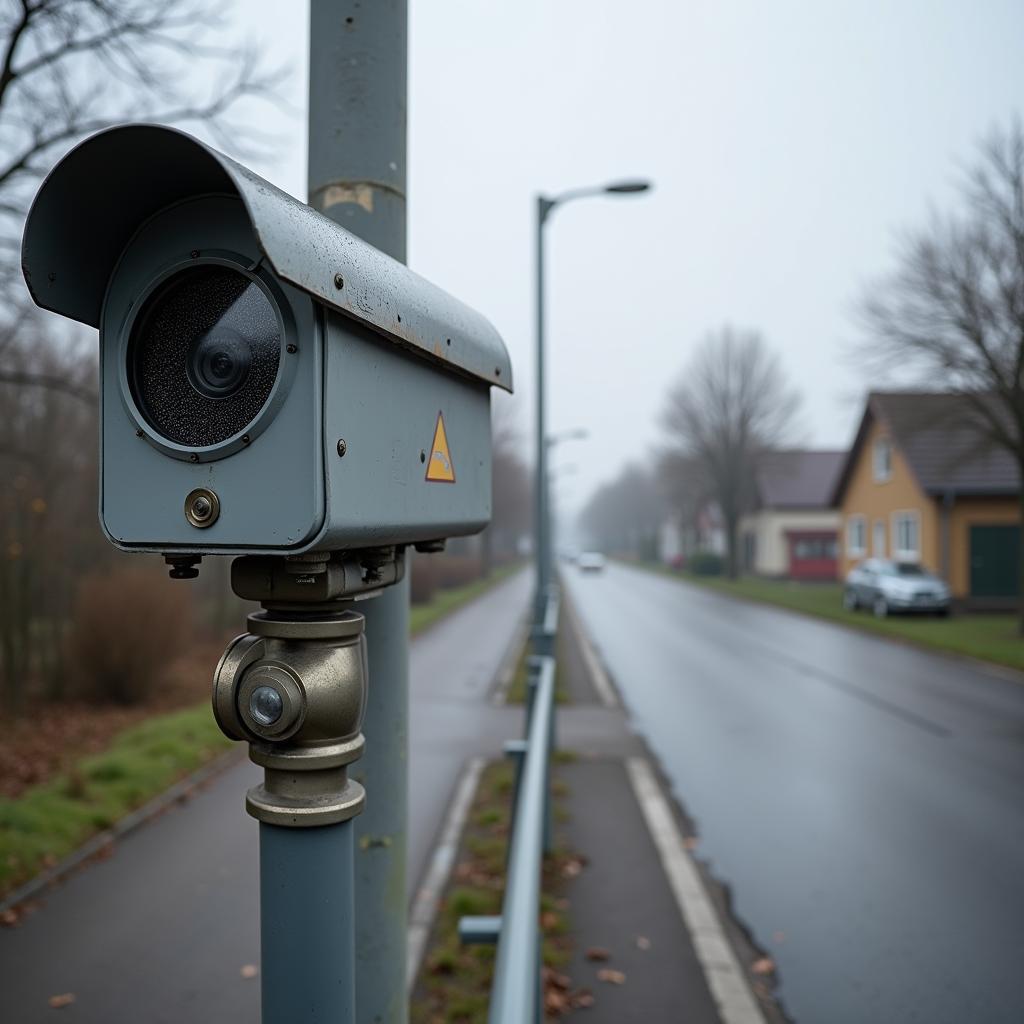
xmin=410 ymin=553 xmax=485 ymax=605
xmin=65 ymin=566 xmax=192 ymax=705
xmin=688 ymin=552 xmax=724 ymax=576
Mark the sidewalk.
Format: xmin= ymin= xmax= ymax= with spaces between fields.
xmin=552 ymin=588 xmax=771 ymax=1023
xmin=0 ymin=570 xmax=531 ymax=1024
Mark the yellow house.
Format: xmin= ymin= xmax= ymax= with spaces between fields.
xmin=832 ymin=393 xmax=1020 ymax=606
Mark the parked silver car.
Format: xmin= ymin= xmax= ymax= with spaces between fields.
xmin=843 ymin=559 xmax=950 ymax=617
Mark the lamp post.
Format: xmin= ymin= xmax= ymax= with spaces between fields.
xmin=534 ymin=181 xmax=651 ymax=620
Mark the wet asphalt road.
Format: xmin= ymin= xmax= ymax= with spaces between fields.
xmin=564 ymin=562 xmax=1024 ymax=1024
xmin=0 ymin=569 xmax=529 ymax=1024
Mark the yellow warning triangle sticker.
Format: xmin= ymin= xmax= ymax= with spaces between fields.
xmin=425 ymin=411 xmax=456 ymax=483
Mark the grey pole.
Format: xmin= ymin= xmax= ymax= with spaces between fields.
xmin=260 ymin=821 xmax=356 ymax=1022
xmin=532 ymin=182 xmax=650 ymax=626
xmin=308 ymin=3 xmax=410 ymax=1023
xmin=534 ymin=198 xmax=553 ymax=624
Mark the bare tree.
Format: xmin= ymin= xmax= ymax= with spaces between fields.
xmin=482 ymin=396 xmax=532 ymax=573
xmin=0 ymin=0 xmax=284 ymax=706
xmin=661 ymin=327 xmax=799 ymax=578
xmin=860 ymin=119 xmax=1024 ymax=628
xmin=578 ymin=461 xmax=665 ymax=559
xmin=0 ymin=0 xmax=285 ymax=314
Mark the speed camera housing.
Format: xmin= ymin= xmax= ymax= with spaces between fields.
xmin=22 ymin=124 xmax=512 ymax=555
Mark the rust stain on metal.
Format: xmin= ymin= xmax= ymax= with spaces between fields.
xmin=320 ymin=183 xmax=375 ymax=213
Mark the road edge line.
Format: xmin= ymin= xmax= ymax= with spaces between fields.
xmin=562 ymin=582 xmax=619 ymax=708
xmin=625 ymin=756 xmax=767 ymax=1024
xmin=406 ymin=755 xmax=486 ymax=990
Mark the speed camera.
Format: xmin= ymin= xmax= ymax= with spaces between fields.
xmin=21 ymin=124 xmax=511 ymax=556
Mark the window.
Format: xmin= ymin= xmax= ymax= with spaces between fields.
xmin=892 ymin=510 xmax=920 ymax=561
xmin=846 ymin=515 xmax=866 ymax=557
xmin=873 ymin=437 xmax=892 ymax=482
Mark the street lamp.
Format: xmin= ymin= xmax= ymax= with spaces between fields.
xmin=546 ymin=427 xmax=589 ymax=449
xmin=534 ymin=179 xmax=652 ymax=618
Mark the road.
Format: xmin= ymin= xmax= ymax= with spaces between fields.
xmin=564 ymin=562 xmax=1024 ymax=1024
xmin=0 ymin=569 xmax=529 ymax=1024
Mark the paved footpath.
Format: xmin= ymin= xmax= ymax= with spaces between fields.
xmin=0 ymin=570 xmax=530 ymax=1024
xmin=551 ymin=588 xmax=762 ymax=1024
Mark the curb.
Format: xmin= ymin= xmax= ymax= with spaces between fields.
xmin=0 ymin=746 xmax=245 ymax=917
xmin=406 ymin=756 xmax=486 ymax=988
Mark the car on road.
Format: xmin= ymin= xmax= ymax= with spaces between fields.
xmin=843 ymin=559 xmax=950 ymax=617
xmin=578 ymin=551 xmax=606 ymax=573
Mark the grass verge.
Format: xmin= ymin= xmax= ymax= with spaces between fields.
xmin=410 ymin=563 xmax=523 ymax=637
xmin=410 ymin=760 xmax=586 ymax=1023
xmin=505 ymin=643 xmax=569 ymax=706
xmin=0 ymin=704 xmax=232 ymax=899
xmin=1 ymin=565 xmax=526 ymax=904
xmin=640 ymin=563 xmax=1024 ymax=673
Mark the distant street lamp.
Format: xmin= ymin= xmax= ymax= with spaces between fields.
xmin=534 ymin=180 xmax=651 ymax=617
xmin=546 ymin=427 xmax=589 ymax=449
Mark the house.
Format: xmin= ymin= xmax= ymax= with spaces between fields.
xmin=832 ymin=392 xmax=1020 ymax=605
xmin=657 ymin=500 xmax=726 ymax=567
xmin=739 ymin=450 xmax=845 ymax=580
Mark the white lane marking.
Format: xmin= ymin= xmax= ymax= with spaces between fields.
xmin=626 ymin=757 xmax=767 ymax=1024
xmin=566 ymin=592 xmax=619 ymax=708
xmin=406 ymin=757 xmax=485 ymax=990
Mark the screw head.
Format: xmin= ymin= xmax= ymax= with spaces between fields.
xmin=286 ymin=343 xmax=298 ymax=354
xmin=184 ymin=487 xmax=220 ymax=528
xmin=336 ymin=438 xmax=348 ymax=458
xmin=190 ymin=249 xmax=200 ymax=259
xmin=334 ymin=273 xmax=344 ymax=289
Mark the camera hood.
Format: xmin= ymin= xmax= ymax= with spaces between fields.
xmin=22 ymin=123 xmax=511 ymax=392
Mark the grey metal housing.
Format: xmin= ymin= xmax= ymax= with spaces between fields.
xmin=22 ymin=124 xmax=511 ymax=392
xmin=20 ymin=125 xmax=512 ymax=555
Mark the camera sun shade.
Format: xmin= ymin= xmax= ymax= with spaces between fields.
xmin=21 ymin=125 xmax=513 ymax=556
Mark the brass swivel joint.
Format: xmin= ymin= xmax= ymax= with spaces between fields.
xmin=212 ymin=609 xmax=367 ymax=827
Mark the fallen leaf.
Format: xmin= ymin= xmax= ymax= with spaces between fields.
xmin=545 ymin=990 xmax=568 ymax=1013
xmin=751 ymin=957 xmax=775 ymax=976
xmin=1 ymin=908 xmax=19 ymax=927
xmin=240 ymin=964 xmax=258 ymax=979
xmin=596 ymin=968 xmax=626 ymax=985
xmin=540 ymin=911 xmax=561 ymax=930
xmin=683 ymin=836 xmax=699 ymax=850
xmin=543 ymin=968 xmax=571 ymax=991
xmin=635 ymin=935 xmax=651 ymax=951
xmin=571 ymin=988 xmax=595 ymax=1008
xmin=561 ymin=857 xmax=585 ymax=879
xmin=48 ymin=994 xmax=75 ymax=1008
xmin=585 ymin=946 xmax=611 ymax=962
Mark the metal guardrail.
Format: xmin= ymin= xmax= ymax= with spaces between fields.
xmin=459 ymin=586 xmax=560 ymax=1023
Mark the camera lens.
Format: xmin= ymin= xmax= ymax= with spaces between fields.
xmin=128 ymin=266 xmax=282 ymax=448
xmin=187 ymin=327 xmax=252 ymax=399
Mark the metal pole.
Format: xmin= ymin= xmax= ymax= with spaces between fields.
xmin=260 ymin=822 xmax=356 ymax=1022
xmin=308 ymin=3 xmax=409 ymax=1022
xmin=534 ymin=198 xmax=549 ymax=623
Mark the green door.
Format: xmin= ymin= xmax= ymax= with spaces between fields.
xmin=969 ymin=525 xmax=1020 ymax=597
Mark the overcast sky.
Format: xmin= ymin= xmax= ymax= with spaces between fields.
xmin=225 ymin=0 xmax=1024 ymax=518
